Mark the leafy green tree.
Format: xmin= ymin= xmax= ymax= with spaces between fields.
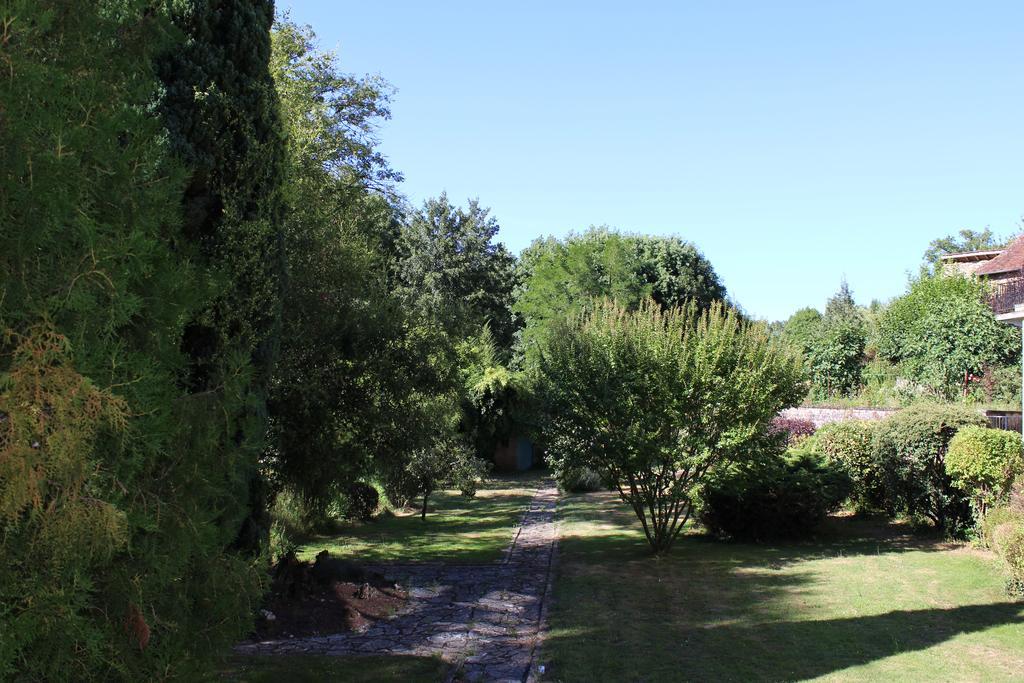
xmin=633 ymin=235 xmax=727 ymax=311
xmin=824 ymin=280 xmax=860 ymax=323
xmin=783 ymin=307 xmax=823 ymax=353
xmin=877 ymin=274 xmax=1019 ymax=398
xmin=267 ymin=21 xmax=469 ymax=523
xmin=536 ymin=300 xmax=805 ymax=553
xmin=459 ymin=326 xmax=531 ymax=459
xmin=514 ymin=229 xmax=725 ymax=363
xmin=270 ymin=20 xmax=401 ymax=191
xmin=392 ymin=436 xmax=490 ymax=520
xmin=807 ymin=322 xmax=866 ymax=398
xmin=807 ymin=282 xmax=866 ymax=398
xmin=268 ymin=20 xmax=396 ymax=516
xmin=924 ymin=228 xmax=1008 ymax=267
xmin=398 ymin=194 xmax=518 ymax=350
xmin=862 ymin=298 xmax=887 ymax=357
xmin=515 ymin=230 xmax=646 ymax=360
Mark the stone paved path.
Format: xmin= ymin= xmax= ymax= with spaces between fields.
xmin=237 ymin=480 xmax=559 ymax=682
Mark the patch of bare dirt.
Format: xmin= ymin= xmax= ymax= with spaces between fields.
xmin=254 ymin=550 xmax=408 ymax=639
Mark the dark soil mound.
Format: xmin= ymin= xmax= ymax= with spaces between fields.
xmin=254 ymin=550 xmax=407 ymax=639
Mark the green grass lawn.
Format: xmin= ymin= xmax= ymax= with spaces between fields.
xmin=296 ymin=471 xmax=543 ymax=564
xmin=542 ymin=490 xmax=1024 ymax=682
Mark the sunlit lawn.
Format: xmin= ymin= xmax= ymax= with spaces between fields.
xmin=296 ymin=471 xmax=544 ymax=564
xmin=542 ymin=490 xmax=1024 ymax=682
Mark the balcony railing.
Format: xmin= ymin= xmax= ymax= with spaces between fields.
xmin=987 ymin=273 xmax=1024 ymax=315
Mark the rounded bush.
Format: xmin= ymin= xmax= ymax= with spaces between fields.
xmin=813 ymin=420 xmax=882 ymax=511
xmin=557 ymin=467 xmax=605 ymax=493
xmin=872 ymin=403 xmax=985 ymax=535
xmin=698 ymin=450 xmax=852 ymax=540
xmin=946 ymin=426 xmax=1023 ymax=513
xmin=981 ymin=506 xmax=1019 ymax=548
xmin=343 ymin=482 xmax=380 ymax=521
xmin=982 ymin=484 xmax=1024 ymax=594
xmin=992 ymin=519 xmax=1024 ymax=593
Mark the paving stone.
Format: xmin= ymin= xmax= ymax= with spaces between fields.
xmin=237 ymin=479 xmax=559 ymax=681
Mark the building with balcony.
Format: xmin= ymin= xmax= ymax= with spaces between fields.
xmin=939 ymin=234 xmax=1024 ymax=315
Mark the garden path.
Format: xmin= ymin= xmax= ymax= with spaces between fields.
xmin=236 ymin=479 xmax=559 ymax=682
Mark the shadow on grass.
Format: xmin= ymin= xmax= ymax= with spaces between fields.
xmin=710 ymin=602 xmax=1022 ymax=679
xmin=544 ymin=602 xmax=1024 ymax=681
xmin=557 ymin=490 xmax=962 ymax=568
xmin=544 ymin=490 xmax=1024 ymax=681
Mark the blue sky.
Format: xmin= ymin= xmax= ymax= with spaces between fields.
xmin=279 ymin=1 xmax=1024 ymax=321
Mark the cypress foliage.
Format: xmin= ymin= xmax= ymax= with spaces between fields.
xmin=1 ymin=0 xmax=284 ymax=678
xmin=156 ymin=0 xmax=286 ymax=550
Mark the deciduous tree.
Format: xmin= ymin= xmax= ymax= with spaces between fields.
xmin=398 ymin=194 xmax=519 ymax=351
xmin=924 ymin=228 xmax=1008 ymax=267
xmin=514 ymin=229 xmax=725 ymax=364
xmin=537 ymin=300 xmax=805 ymax=553
xmin=267 ymin=20 xmax=465 ymax=525
xmin=807 ymin=282 xmax=866 ymax=398
xmin=782 ymin=307 xmax=823 ymax=353
xmin=877 ymin=274 xmax=1019 ymax=398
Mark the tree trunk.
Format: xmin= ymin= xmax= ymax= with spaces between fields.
xmin=421 ymin=489 xmax=430 ymax=520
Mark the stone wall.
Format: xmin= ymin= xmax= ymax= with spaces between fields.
xmin=781 ymin=406 xmax=1023 ymax=432
xmin=779 ymin=406 xmax=898 ymax=428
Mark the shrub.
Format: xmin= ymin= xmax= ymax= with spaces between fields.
xmin=383 ymin=437 xmax=490 ymax=520
xmin=768 ymin=417 xmax=817 ymax=447
xmin=537 ymin=299 xmax=806 ymax=553
xmin=343 ymin=482 xmax=380 ymax=521
xmin=981 ymin=505 xmax=1020 ymax=549
xmin=557 ymin=467 xmax=605 ymax=493
xmin=872 ymin=403 xmax=985 ymax=535
xmin=268 ymin=520 xmax=296 ymax=565
xmin=270 ymin=489 xmax=310 ymax=536
xmin=699 ymin=449 xmax=852 ymax=540
xmin=946 ymin=426 xmax=1023 ymax=516
xmin=999 ymin=528 xmax=1024 ymax=596
xmin=982 ymin=484 xmax=1024 ymax=590
xmin=986 ymin=499 xmax=1024 ymax=595
xmin=813 ymin=420 xmax=884 ymax=511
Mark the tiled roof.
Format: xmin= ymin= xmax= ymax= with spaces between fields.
xmin=975 ymin=235 xmax=1024 ymax=276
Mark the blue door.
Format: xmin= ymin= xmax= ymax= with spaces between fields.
xmin=516 ymin=437 xmax=533 ymax=471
